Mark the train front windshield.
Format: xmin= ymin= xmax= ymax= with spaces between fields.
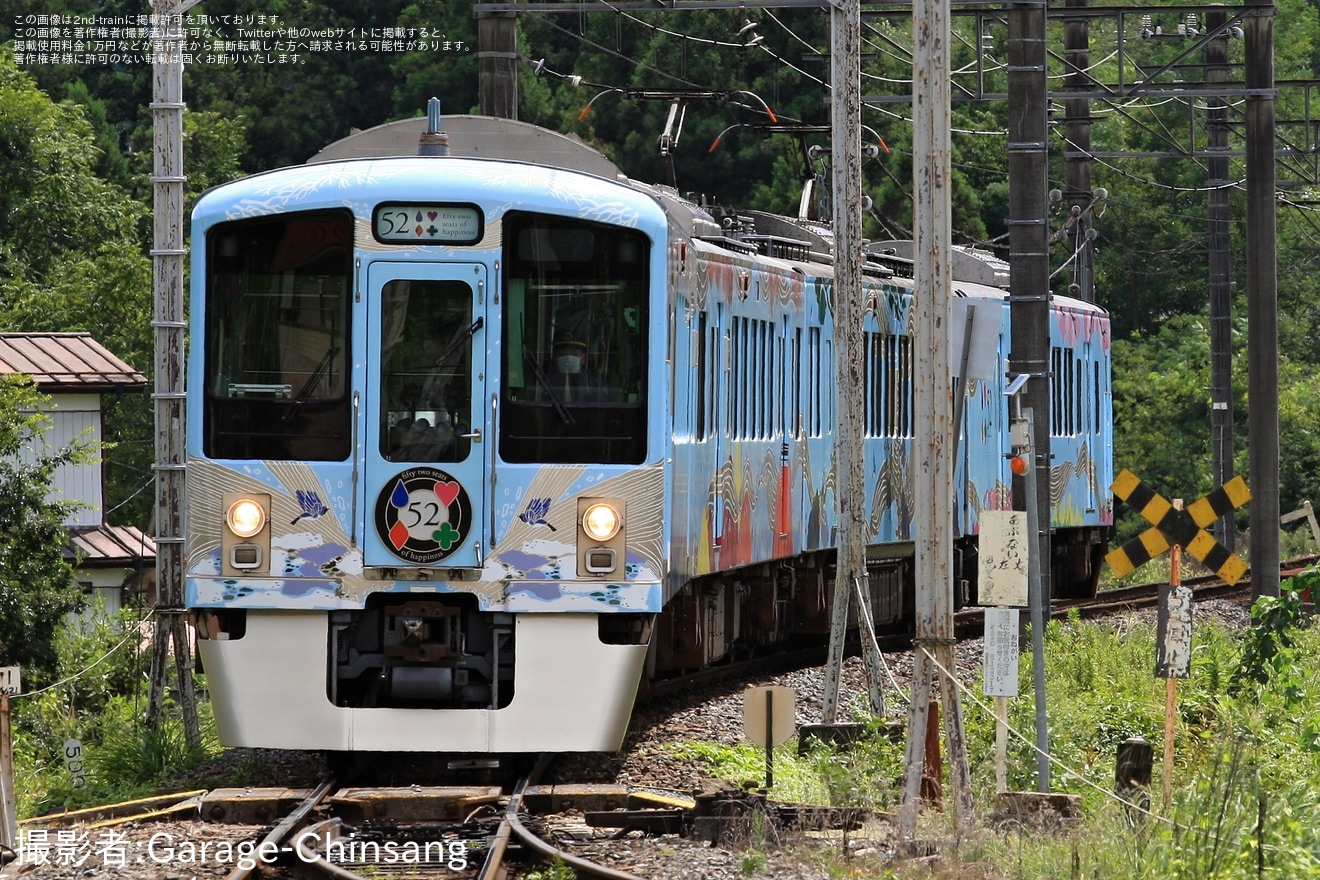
xmin=498 ymin=213 xmax=650 ymax=465
xmin=201 ymin=208 xmax=650 ymax=468
xmin=203 ymin=210 xmax=354 ymax=461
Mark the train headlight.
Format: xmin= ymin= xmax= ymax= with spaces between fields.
xmin=226 ymin=498 xmax=267 ymax=538
xmin=582 ymin=503 xmax=622 ymax=542
xmin=577 ymin=497 xmax=626 ymax=578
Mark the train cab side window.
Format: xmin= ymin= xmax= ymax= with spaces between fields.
xmin=499 ymin=213 xmax=650 ymax=465
xmin=203 ymin=210 xmax=353 ymax=461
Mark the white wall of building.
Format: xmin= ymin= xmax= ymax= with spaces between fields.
xmin=18 ymin=393 xmax=103 ymax=527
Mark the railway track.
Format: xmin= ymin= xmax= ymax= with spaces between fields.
xmin=13 ymin=557 xmax=1310 ymax=880
xmin=11 ymin=763 xmax=866 ymax=879
xmin=205 ymin=757 xmax=648 ymax=880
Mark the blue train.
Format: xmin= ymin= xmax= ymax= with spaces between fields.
xmin=186 ymin=115 xmax=1112 ymax=753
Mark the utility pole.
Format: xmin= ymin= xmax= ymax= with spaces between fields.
xmin=478 ymin=11 xmax=520 ymax=119
xmin=1245 ymin=0 xmax=1278 ymax=599
xmin=1206 ymin=9 xmax=1236 ymax=552
xmin=147 ymin=0 xmax=200 ymax=748
xmin=898 ymin=0 xmax=973 ymax=833
xmin=1007 ymin=0 xmax=1053 ymax=790
xmin=1063 ymin=0 xmax=1094 ymax=303
xmin=821 ymin=0 xmax=887 ymax=725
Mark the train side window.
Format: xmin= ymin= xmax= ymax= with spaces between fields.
xmin=695 ymin=310 xmax=708 ymax=441
xmin=881 ymin=333 xmax=911 ymax=439
xmin=792 ymin=328 xmax=801 ymax=439
xmin=1050 ymin=346 xmax=1084 ymax=438
xmin=709 ymin=318 xmax=720 ymax=438
xmin=774 ymin=323 xmax=782 ymax=439
xmin=823 ymin=338 xmax=835 ymax=434
xmin=499 ymin=212 xmax=650 ymax=464
xmin=808 ymin=327 xmax=822 ymax=436
xmin=865 ymin=330 xmax=878 ymax=437
xmin=203 ymin=210 xmax=353 ymax=461
xmin=1094 ymin=360 xmax=1101 ymax=434
xmin=1074 ymin=354 xmax=1083 ymax=436
xmin=729 ymin=317 xmax=741 ymax=439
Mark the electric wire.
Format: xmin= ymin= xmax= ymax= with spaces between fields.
xmin=14 ymin=614 xmax=149 ymax=699
xmin=533 ymin=21 xmax=798 ymax=122
xmin=592 ymin=0 xmax=747 ymax=48
xmin=104 ymin=474 xmax=155 ymax=518
xmin=535 ymin=15 xmax=702 ymax=88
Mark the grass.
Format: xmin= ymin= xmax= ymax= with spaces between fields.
xmin=11 ymin=604 xmax=222 ymax=817
xmin=668 ymin=578 xmax=1320 ymax=878
xmin=17 ymin=556 xmax=1320 ymax=878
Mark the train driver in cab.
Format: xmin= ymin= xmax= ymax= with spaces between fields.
xmin=547 ymin=333 xmax=604 ymax=402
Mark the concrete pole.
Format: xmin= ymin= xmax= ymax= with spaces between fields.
xmin=1245 ymin=0 xmax=1279 ymax=599
xmin=822 ymin=0 xmax=885 ymax=725
xmin=898 ymin=0 xmax=973 ymax=832
xmin=1007 ymin=0 xmax=1053 ymax=790
xmin=1063 ymin=0 xmax=1094 ymax=303
xmin=1206 ymin=9 xmax=1236 ymax=553
xmin=478 ymin=12 xmax=520 ymax=120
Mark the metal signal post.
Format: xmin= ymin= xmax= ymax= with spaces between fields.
xmin=1007 ymin=387 xmax=1050 ymax=792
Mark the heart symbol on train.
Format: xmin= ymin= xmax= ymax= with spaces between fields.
xmin=435 ymin=481 xmax=462 ymax=507
xmin=427 ymin=211 xmax=438 ymax=220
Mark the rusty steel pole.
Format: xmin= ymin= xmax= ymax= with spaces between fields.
xmin=148 ymin=0 xmax=200 ymax=747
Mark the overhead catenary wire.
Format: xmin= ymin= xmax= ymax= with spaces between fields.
xmin=591 ymin=0 xmax=748 ymax=48
xmin=530 ymin=4 xmax=1264 ymax=254
xmin=1056 ymin=132 xmax=1246 ymax=192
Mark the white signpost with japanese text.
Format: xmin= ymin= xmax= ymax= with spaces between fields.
xmin=979 ymin=514 xmax=1027 ymax=793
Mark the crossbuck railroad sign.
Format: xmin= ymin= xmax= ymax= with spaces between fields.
xmin=1105 ymin=469 xmax=1251 ymax=585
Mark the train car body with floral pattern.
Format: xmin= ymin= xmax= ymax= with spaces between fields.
xmin=187 ymin=117 xmax=1111 ymax=753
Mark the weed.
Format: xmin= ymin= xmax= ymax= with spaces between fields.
xmin=1232 ymin=568 xmax=1315 ymax=705
xmin=741 ymin=848 xmax=768 ymax=875
xmin=522 ymin=857 xmax=577 ymax=880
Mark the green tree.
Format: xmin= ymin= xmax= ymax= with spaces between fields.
xmin=0 ymin=379 xmax=89 ymax=682
xmin=0 ymin=47 xmax=157 ymax=527
xmin=1110 ymin=316 xmax=1239 ymax=543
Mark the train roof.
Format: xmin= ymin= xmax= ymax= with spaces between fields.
xmin=271 ymin=115 xmax=1100 ymax=310
xmin=309 ymin=114 xmax=624 ymax=180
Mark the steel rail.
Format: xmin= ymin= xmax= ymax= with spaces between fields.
xmin=224 ymin=774 xmax=337 ymax=880
xmin=503 ymin=755 xmax=645 ymax=880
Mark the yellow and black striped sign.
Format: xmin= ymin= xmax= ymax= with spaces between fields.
xmin=1105 ymin=469 xmax=1251 ymax=585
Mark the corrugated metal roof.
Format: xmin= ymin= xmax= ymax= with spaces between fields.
xmin=0 ymin=333 xmax=147 ymax=391
xmin=66 ymin=524 xmax=157 ymax=567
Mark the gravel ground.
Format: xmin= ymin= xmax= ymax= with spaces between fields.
xmin=2 ymin=599 xmax=1255 ymax=880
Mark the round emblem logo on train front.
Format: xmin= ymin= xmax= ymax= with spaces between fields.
xmin=374 ymin=467 xmax=472 ymax=563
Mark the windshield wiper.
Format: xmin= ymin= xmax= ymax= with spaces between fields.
xmin=283 ymin=346 xmax=339 ymax=422
xmin=522 ymin=349 xmax=574 ymax=424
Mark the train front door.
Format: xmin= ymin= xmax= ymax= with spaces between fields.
xmin=360 ymin=262 xmax=490 ymax=569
